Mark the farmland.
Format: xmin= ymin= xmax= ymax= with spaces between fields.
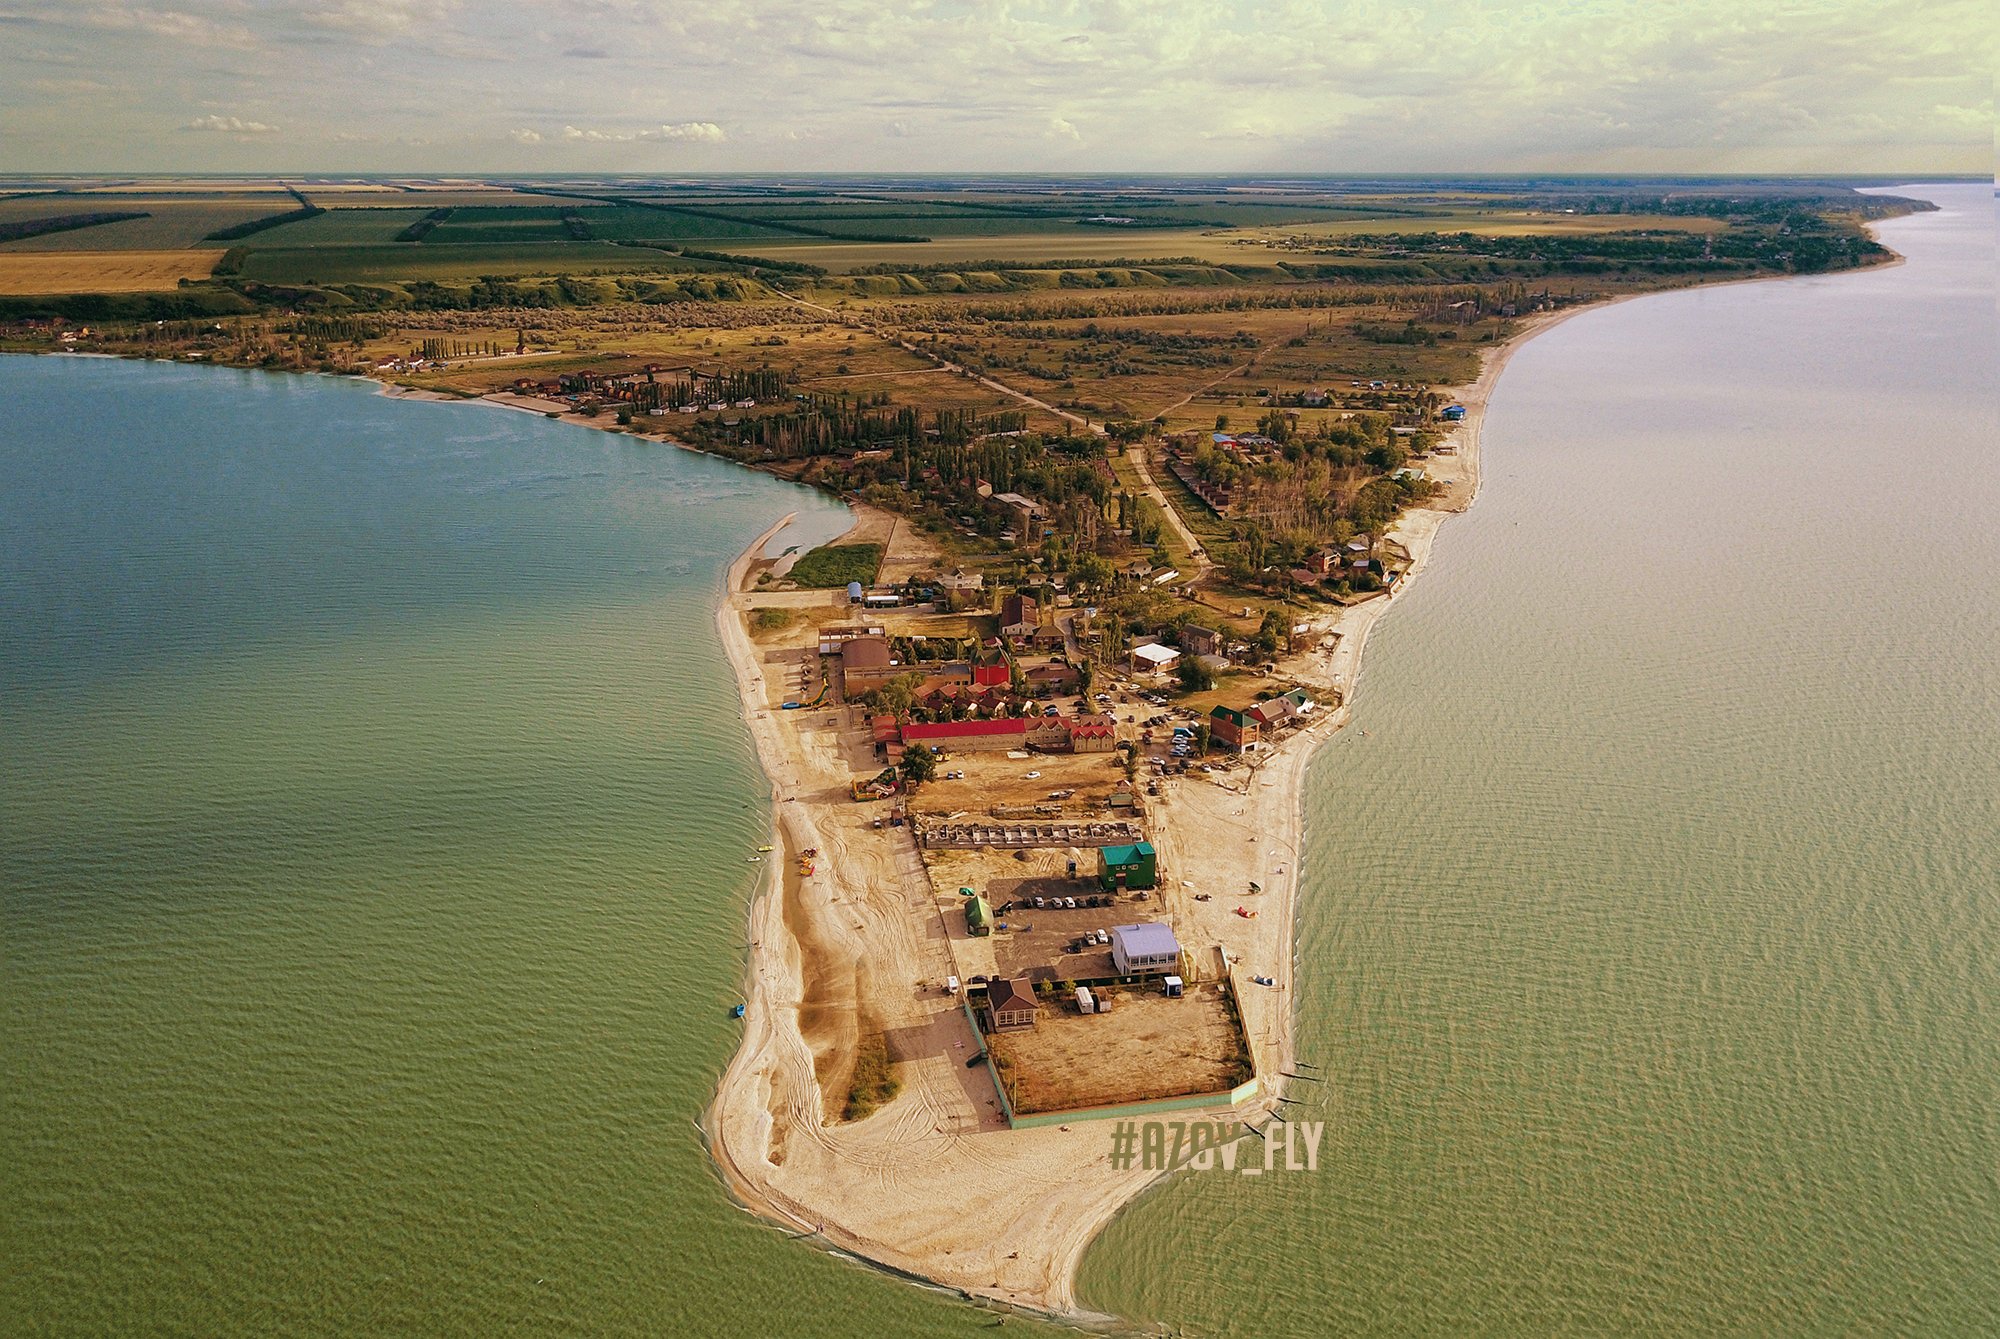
xmin=0 ymin=198 xmax=288 ymax=250
xmin=0 ymin=250 xmax=220 ymax=293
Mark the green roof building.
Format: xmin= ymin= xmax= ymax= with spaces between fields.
xmin=1096 ymin=841 xmax=1158 ymax=891
xmin=964 ymin=895 xmax=994 ymax=936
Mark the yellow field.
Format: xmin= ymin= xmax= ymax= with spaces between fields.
xmin=0 ymin=250 xmax=220 ymax=294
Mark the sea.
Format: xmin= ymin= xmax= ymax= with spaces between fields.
xmin=4 ymin=182 xmax=1993 ymax=1337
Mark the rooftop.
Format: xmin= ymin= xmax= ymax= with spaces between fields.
xmin=1111 ymin=922 xmax=1181 ymax=958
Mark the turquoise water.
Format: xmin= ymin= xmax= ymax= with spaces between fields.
xmin=1076 ymin=184 xmax=1999 ymax=1332
xmin=0 ymin=363 xmax=1056 ymax=1337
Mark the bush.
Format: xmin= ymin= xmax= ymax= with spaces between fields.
xmin=750 ymin=607 xmax=792 ymax=634
xmin=843 ymin=1033 xmax=900 ymax=1120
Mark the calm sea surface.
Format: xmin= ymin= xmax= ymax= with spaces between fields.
xmin=1078 ymin=183 xmax=1998 ymax=1333
xmin=0 ymin=370 xmax=1033 ymax=1337
xmin=5 ymin=183 xmax=1994 ymax=1339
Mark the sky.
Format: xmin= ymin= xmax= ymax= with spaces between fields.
xmin=0 ymin=0 xmax=1989 ymax=175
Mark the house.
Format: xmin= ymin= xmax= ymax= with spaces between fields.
xmin=984 ymin=977 xmax=1038 ymax=1031
xmin=1025 ymin=661 xmax=1080 ymax=694
xmin=1181 ymin=625 xmax=1223 ymax=658
xmin=937 ymin=570 xmax=986 ymax=612
xmin=1109 ymin=922 xmax=1181 ymax=976
xmin=1440 ymin=404 xmax=1466 ymax=421
xmin=900 ymin=718 xmax=1030 ymax=752
xmin=869 ymin=715 xmax=905 ymax=758
xmin=1064 ymin=714 xmax=1117 ymax=753
xmin=1128 ymin=642 xmax=1181 ymax=674
xmin=1249 ymin=696 xmax=1293 ymax=727
xmin=1025 ymin=717 xmax=1071 ymax=750
xmin=1209 ymin=704 xmax=1261 ymax=751
xmin=1303 ymin=388 xmax=1331 ymax=407
xmin=999 ymin=594 xmax=1040 ymax=641
xmin=971 ymin=657 xmax=1011 ymax=688
xmin=1097 ymin=841 xmax=1157 ymax=891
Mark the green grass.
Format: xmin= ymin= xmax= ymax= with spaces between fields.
xmin=786 ymin=543 xmax=883 ymax=589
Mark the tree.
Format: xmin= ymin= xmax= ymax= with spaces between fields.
xmin=1076 ymin=659 xmax=1095 ymax=697
xmin=900 ymin=743 xmax=938 ymax=784
xmin=876 ymin=671 xmax=923 ymax=721
xmin=1193 ymin=720 xmax=1212 ymax=754
xmin=1176 ymin=656 xmax=1215 ymax=694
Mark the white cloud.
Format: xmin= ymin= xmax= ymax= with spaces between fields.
xmin=1046 ymin=117 xmax=1081 ymax=142
xmin=648 ymin=120 xmax=724 ymax=142
xmin=181 ymin=114 xmax=278 ymax=134
xmin=509 ymin=127 xmax=543 ymax=144
xmin=561 ymin=121 xmax=724 ymax=143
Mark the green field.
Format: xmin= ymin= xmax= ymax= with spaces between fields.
xmin=235 ymin=241 xmax=708 ymax=284
xmin=0 ymin=198 xmax=288 ymax=251
xmin=227 ymin=208 xmax=435 ymax=248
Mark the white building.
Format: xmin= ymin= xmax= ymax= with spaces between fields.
xmin=1110 ymin=923 xmax=1182 ymax=976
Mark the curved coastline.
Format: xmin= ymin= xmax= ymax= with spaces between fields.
xmin=692 ymin=293 xmax=1636 ymax=1319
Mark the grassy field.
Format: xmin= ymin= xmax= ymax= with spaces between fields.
xmin=787 ymin=543 xmax=884 ymax=588
xmin=0 ymin=249 xmax=220 ymax=294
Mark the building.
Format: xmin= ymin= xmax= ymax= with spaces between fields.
xmin=1249 ymin=696 xmax=1292 ymax=727
xmin=965 ymin=895 xmax=993 ymax=937
xmin=1441 ymin=404 xmax=1466 ymax=421
xmin=836 ymin=635 xmax=898 ymax=694
xmin=1128 ymin=642 xmax=1181 ymax=674
xmin=1097 ymin=841 xmax=1157 ymax=891
xmin=984 ymin=976 xmax=1038 ymax=1030
xmin=1025 ymin=716 xmax=1071 ymax=750
xmin=1181 ymin=625 xmax=1223 ymax=658
xmin=998 ymin=594 xmax=1039 ymax=641
xmin=992 ymin=492 xmax=1048 ymax=539
xmin=900 ymin=718 xmax=1029 ymax=752
xmin=1110 ymin=923 xmax=1182 ymax=976
xmin=817 ymin=623 xmax=886 ymax=655
xmin=1024 ymin=661 xmax=1080 ymax=694
xmin=1209 ymin=704 xmax=1261 ymax=751
xmin=1064 ymin=714 xmax=1117 ymax=753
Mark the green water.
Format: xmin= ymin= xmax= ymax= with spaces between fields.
xmin=1077 ymin=185 xmax=1999 ymax=1332
xmin=0 ymin=365 xmax=1056 ymax=1337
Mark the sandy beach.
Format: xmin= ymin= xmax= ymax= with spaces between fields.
xmin=693 ymin=304 xmax=1602 ymax=1318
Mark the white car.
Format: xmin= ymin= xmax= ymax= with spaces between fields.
xmin=1024 ymin=770 xmax=1041 ymax=779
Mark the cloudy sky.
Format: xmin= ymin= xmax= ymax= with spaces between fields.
xmin=0 ymin=0 xmax=1987 ymax=174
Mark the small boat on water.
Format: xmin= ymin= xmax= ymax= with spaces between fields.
xmin=757 ymin=845 xmax=773 ymax=852
xmin=730 ymin=1003 xmax=746 ymax=1019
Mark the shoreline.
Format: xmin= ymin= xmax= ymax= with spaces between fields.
xmin=692 ymin=293 xmax=1617 ymax=1321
